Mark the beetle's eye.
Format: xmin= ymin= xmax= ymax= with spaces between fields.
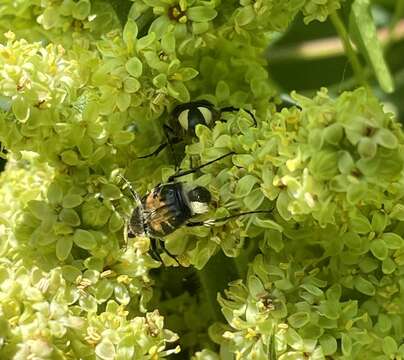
xmin=178 ymin=110 xmax=189 ymax=130
xmin=198 ymin=106 xmax=212 ymax=125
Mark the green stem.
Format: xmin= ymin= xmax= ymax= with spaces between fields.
xmin=197 ymin=251 xmax=240 ymax=322
xmin=329 ymin=10 xmax=367 ymax=88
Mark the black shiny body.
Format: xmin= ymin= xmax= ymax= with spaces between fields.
xmin=171 ymin=100 xmax=218 ymax=135
xmin=129 ymin=182 xmax=192 ymax=239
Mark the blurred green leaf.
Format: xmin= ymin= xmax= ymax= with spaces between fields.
xmin=350 ymin=0 xmax=394 ymax=93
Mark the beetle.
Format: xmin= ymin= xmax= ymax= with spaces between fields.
xmin=121 ymin=152 xmax=269 ymax=263
xmin=138 ymin=100 xmax=256 ymax=162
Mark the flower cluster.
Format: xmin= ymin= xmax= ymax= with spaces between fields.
xmin=0 ymin=0 xmax=396 ymax=359
xmin=215 ymin=248 xmax=404 ymax=360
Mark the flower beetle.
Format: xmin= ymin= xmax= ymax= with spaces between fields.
xmin=139 ymin=100 xmax=257 ymax=162
xmin=121 ymin=153 xmax=269 ymax=264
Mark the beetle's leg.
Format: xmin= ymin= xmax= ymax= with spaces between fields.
xmin=158 ymin=240 xmax=181 ymax=266
xmin=185 ymin=210 xmax=273 ymax=228
xmin=137 ymin=124 xmax=180 ymax=160
xmin=220 ymin=106 xmax=257 ymax=126
xmin=117 ymin=175 xmax=144 ymax=251
xmin=149 ymin=238 xmax=164 ymax=263
xmin=168 ymin=151 xmax=235 ymax=182
xmin=150 ymin=238 xmax=180 ymax=265
xmin=163 ymin=124 xmax=183 ymax=167
xmin=138 ymin=142 xmax=168 ymax=158
xmin=117 ymin=175 xmax=143 ymax=209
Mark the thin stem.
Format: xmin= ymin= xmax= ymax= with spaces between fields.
xmin=329 ymin=11 xmax=367 ymax=87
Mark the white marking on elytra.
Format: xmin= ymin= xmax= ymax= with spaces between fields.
xmin=189 ymin=201 xmax=209 ymax=215
xmin=178 ymin=110 xmax=190 ymax=130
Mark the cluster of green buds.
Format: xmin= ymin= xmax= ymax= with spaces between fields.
xmin=3 ymin=0 xmax=401 ymax=358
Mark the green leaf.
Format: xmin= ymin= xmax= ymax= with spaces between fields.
xmin=78 ymin=137 xmax=93 ymax=158
xmin=72 ymin=0 xmax=91 ymax=20
xmin=56 ymin=236 xmax=73 ymax=261
xmin=12 ymin=96 xmax=30 ymax=122
xmin=341 ymin=333 xmax=352 ymax=356
xmin=176 ymin=67 xmax=199 ymax=81
xmin=354 ymin=276 xmax=376 ymax=295
xmin=373 ymin=129 xmax=398 ymax=149
xmin=342 ymin=231 xmax=362 ymax=250
xmin=383 ymin=336 xmax=398 ymax=355
xmin=82 ymin=199 xmax=111 ymax=227
xmin=243 ymin=188 xmax=265 ymax=210
xmin=346 ymin=182 xmax=367 ymax=204
xmin=285 ymin=328 xmax=304 ymax=351
xmin=318 ymin=300 xmax=340 ymax=320
xmin=114 ymin=283 xmax=130 ymax=305
xmin=235 ymin=6 xmax=255 ymax=26
xmin=349 ymin=213 xmax=372 ymax=234
xmin=73 ymin=229 xmax=96 ymax=250
xmin=93 ymin=279 xmax=114 ymax=303
xmin=59 ymin=208 xmax=81 ymax=227
xmin=123 ymin=19 xmax=138 ymax=50
xmin=377 ymin=313 xmax=392 ymax=333
xmin=350 ymin=0 xmax=394 ymax=93
xmin=235 ymin=175 xmax=259 ymax=197
xmin=79 ymin=294 xmax=97 ymax=312
xmin=370 ymin=239 xmax=388 ymax=260
xmin=108 ymin=211 xmax=124 ymax=233
xmin=390 ymin=204 xmax=404 ymax=221
xmin=62 ymin=194 xmax=83 ymax=209
xmin=371 ymin=212 xmax=387 ymax=233
xmin=124 ymin=77 xmax=141 ymax=93
xmin=61 ymin=150 xmax=80 ymax=166
xmin=338 ymin=151 xmax=355 ymax=174
xmin=95 ymin=339 xmax=116 ymax=360
xmin=216 ymin=81 xmax=230 ymax=102
xmin=116 ymin=92 xmax=131 ymax=112
xmin=381 ymin=233 xmax=404 ymax=249
xmin=309 ymin=150 xmax=338 ymax=180
xmin=323 ymin=123 xmax=343 ymax=145
xmin=326 ymin=284 xmax=341 ymax=301
xmin=101 ymin=184 xmax=121 ymax=200
xmin=319 ymin=334 xmax=337 ymax=356
xmin=125 ymin=57 xmax=143 ymax=78
xmin=232 ymin=154 xmax=255 ymax=168
xmin=253 ymin=218 xmax=283 ymax=232
xmin=28 ymin=200 xmax=54 ymax=220
xmin=247 ymin=275 xmax=265 ymax=298
xmin=167 ymin=81 xmax=190 ymax=102
xmin=47 ymin=182 xmax=63 ymax=204
xmin=382 ymin=257 xmax=396 ymax=274
xmin=187 ymin=6 xmax=217 ymax=22
xmin=359 ymin=256 xmax=378 ymax=273
xmin=136 ymin=32 xmax=156 ymax=51
xmin=300 ymin=283 xmax=323 ymax=297
xmin=113 ymin=130 xmax=135 ymax=145
xmin=288 ymin=312 xmax=310 ymax=328
xmin=357 ymin=137 xmax=376 ymax=158
xmin=161 ymin=31 xmax=175 ymax=53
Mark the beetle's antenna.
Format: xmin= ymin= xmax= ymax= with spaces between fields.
xmin=118 ymin=175 xmax=143 ymax=209
xmin=220 ymin=106 xmax=257 ymax=126
xmin=186 ymin=210 xmax=273 ymax=227
xmin=168 ymin=151 xmax=235 ymax=182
